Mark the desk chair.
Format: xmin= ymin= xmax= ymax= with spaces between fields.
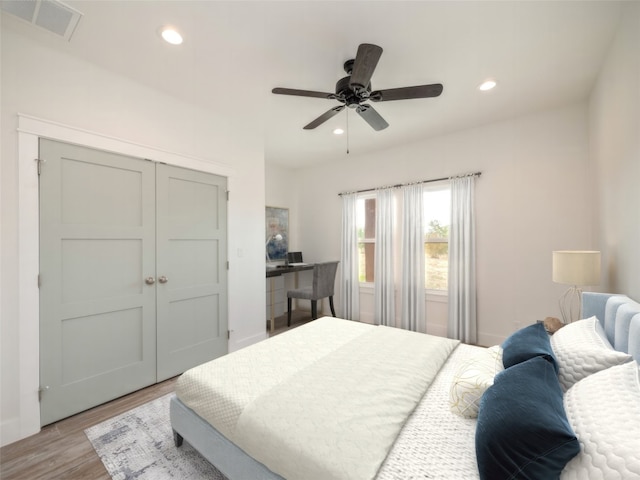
xmin=287 ymin=261 xmax=339 ymax=326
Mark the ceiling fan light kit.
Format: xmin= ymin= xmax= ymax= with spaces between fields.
xmin=478 ymin=79 xmax=497 ymax=91
xmin=159 ymin=25 xmax=183 ymax=45
xmin=272 ymin=43 xmax=443 ymax=132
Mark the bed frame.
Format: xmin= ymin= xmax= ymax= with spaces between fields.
xmin=170 ymin=292 xmax=640 ymax=480
xmin=170 ymin=395 xmax=283 ymax=479
xmin=582 ymin=292 xmax=640 ymax=362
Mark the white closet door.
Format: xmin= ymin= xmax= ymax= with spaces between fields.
xmin=39 ymin=141 xmax=229 ymax=426
xmin=39 ymin=139 xmax=157 ymax=426
xmin=155 ymin=164 xmax=228 ymax=381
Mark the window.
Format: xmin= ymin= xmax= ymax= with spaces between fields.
xmin=357 ymin=195 xmax=376 ymax=283
xmin=356 ymin=185 xmax=451 ymax=290
xmin=424 ymin=186 xmax=451 ymax=291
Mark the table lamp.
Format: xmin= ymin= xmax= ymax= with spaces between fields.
xmin=552 ymin=250 xmax=601 ymax=323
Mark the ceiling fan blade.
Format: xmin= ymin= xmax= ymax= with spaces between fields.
xmin=272 ymin=87 xmax=335 ymax=99
xmin=370 ymin=83 xmax=443 ymax=102
xmin=356 ymin=104 xmax=389 ymax=131
xmin=303 ymin=105 xmax=345 ymax=130
xmin=349 ymin=43 xmax=383 ymax=91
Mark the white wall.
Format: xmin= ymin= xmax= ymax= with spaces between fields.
xmin=1 ymin=28 xmax=267 ymax=445
xmin=269 ymin=103 xmax=594 ymax=347
xmin=589 ymin=1 xmax=640 ymax=300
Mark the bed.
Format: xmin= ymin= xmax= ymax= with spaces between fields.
xmin=170 ymin=292 xmax=640 ymax=480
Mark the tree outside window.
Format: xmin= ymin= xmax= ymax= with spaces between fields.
xmin=424 ymin=187 xmax=451 ymax=291
xmin=425 ymin=219 xmax=449 ymax=290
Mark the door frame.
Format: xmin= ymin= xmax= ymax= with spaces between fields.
xmin=15 ymin=114 xmax=235 ymax=441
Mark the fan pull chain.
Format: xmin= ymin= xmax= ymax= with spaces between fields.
xmin=346 ymin=108 xmax=350 ymax=154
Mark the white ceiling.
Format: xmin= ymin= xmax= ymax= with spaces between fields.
xmin=2 ymin=1 xmax=624 ymax=168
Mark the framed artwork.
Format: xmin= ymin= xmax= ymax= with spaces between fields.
xmin=265 ymin=206 xmax=288 ymax=263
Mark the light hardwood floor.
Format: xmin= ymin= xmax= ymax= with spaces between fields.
xmin=0 ymin=312 xmax=313 ymax=480
xmin=0 ymin=377 xmax=178 ymax=480
xmin=268 ymin=309 xmax=313 ymax=336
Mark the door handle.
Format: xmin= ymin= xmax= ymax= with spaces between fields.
xmin=158 ymin=276 xmax=169 ymax=284
xmin=145 ymin=276 xmax=155 ymax=285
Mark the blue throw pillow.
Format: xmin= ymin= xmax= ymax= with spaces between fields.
xmin=502 ymin=322 xmax=558 ymax=372
xmin=475 ymin=356 xmax=580 ymax=480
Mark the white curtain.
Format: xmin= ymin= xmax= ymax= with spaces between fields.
xmin=401 ymin=184 xmax=425 ymax=332
xmin=448 ymin=176 xmax=477 ymax=343
xmin=340 ymin=193 xmax=360 ymax=320
xmin=374 ymin=189 xmax=395 ymax=326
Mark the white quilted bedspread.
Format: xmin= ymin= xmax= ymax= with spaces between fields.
xmin=175 ymin=317 xmax=374 ymax=440
xmin=176 ymin=317 xmax=459 ymax=480
xmin=377 ymin=343 xmax=484 ymax=480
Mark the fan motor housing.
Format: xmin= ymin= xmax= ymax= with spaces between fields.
xmin=335 ymin=76 xmax=371 ymax=106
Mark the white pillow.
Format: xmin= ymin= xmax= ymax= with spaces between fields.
xmin=550 ymin=316 xmax=632 ymax=391
xmin=561 ymin=361 xmax=640 ymax=479
xmin=449 ymin=345 xmax=503 ymax=418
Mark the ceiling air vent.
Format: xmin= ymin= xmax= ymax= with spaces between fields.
xmin=1 ymin=0 xmax=82 ymax=41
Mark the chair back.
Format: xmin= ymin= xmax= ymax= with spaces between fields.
xmin=312 ymin=261 xmax=339 ymax=298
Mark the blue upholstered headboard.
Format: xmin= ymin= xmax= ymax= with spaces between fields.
xmin=582 ymin=292 xmax=640 ymax=362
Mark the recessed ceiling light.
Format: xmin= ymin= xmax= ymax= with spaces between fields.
xmin=478 ymin=79 xmax=497 ymax=91
xmin=159 ymin=26 xmax=183 ymax=45
xmin=333 ymin=128 xmax=344 ymax=135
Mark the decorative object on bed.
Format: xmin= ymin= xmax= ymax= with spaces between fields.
xmin=561 ymin=361 xmax=640 ymax=479
xmin=501 ymin=322 xmax=558 ymax=371
xmin=449 ymin=345 xmax=503 ymax=418
xmin=550 ymin=315 xmax=632 ymax=391
xmin=552 ymin=250 xmax=601 ymax=323
xmin=475 ymin=356 xmax=580 ymax=480
xmin=543 ymin=316 xmax=564 ymax=334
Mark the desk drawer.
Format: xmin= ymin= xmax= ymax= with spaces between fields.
xmin=266 ymin=276 xmax=285 ymax=320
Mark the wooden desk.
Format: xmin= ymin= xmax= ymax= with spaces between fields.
xmin=266 ymin=264 xmax=314 ymax=333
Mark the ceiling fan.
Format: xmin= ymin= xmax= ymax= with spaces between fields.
xmin=272 ymin=43 xmax=443 ymax=131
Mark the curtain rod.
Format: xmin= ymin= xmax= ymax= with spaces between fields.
xmin=337 ymin=171 xmax=482 ymax=196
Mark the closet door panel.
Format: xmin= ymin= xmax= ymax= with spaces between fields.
xmin=156 ymin=164 xmax=228 ymax=381
xmin=39 ymin=139 xmax=157 ymax=426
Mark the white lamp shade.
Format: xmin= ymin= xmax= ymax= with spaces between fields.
xmin=552 ymin=251 xmax=601 ymax=286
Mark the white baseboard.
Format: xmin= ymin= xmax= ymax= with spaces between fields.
xmin=0 ymin=417 xmax=36 ymax=448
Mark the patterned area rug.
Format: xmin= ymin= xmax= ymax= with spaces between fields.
xmin=85 ymin=394 xmax=227 ymax=480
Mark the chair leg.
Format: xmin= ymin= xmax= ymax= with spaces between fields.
xmin=287 ymin=297 xmax=292 ymax=327
xmin=329 ymin=296 xmax=336 ymax=317
xmin=311 ymin=300 xmax=317 ymax=320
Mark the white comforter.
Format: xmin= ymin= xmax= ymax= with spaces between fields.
xmin=176 ymin=317 xmax=459 ymax=480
